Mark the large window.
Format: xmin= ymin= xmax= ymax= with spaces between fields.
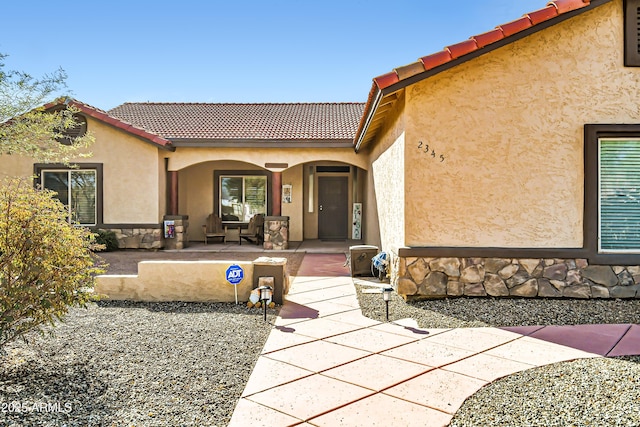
xmin=598 ymin=139 xmax=640 ymax=252
xmin=585 ymin=124 xmax=640 ymax=264
xmin=42 ymin=169 xmax=97 ymax=226
xmin=220 ymin=175 xmax=267 ymax=222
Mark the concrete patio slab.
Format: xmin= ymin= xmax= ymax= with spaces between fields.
xmin=307 ymin=393 xmax=453 ymax=427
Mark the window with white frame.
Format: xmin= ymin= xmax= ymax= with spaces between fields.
xmin=42 ymin=169 xmax=97 ymax=226
xmin=598 ymin=138 xmax=640 ymax=252
xmin=220 ymin=175 xmax=267 ymax=222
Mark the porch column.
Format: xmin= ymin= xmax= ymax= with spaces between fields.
xmin=169 ymin=171 xmax=179 ymax=216
xmin=272 ymin=171 xmax=282 ymax=216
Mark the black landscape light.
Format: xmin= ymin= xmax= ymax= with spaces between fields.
xmin=258 ymin=285 xmax=273 ymax=322
xmin=382 ymin=286 xmax=393 ymax=321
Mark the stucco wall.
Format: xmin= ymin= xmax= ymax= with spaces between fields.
xmin=356 ymin=168 xmax=379 ymax=245
xmin=368 ymin=95 xmax=406 ymax=251
xmin=402 ymin=0 xmax=634 ymax=248
xmin=90 ymin=118 xmax=162 ymax=224
xmin=157 ymin=155 xmax=167 ymax=224
xmin=95 ymin=260 xmax=254 ymax=302
xmin=0 ymin=154 xmax=33 ymax=179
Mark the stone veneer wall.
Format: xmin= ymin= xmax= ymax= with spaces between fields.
xmin=105 ymin=227 xmax=163 ymax=250
xmin=395 ymin=256 xmax=640 ymax=300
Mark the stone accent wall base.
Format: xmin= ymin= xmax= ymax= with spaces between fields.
xmin=106 ymin=227 xmax=163 ymax=250
xmin=394 ymin=256 xmax=640 ymax=300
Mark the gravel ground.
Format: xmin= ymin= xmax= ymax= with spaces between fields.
xmin=356 ymin=281 xmax=640 ymax=426
xmin=355 ymin=281 xmax=640 ymax=327
xmin=449 ymin=356 xmax=640 ymax=427
xmin=0 ymin=301 xmax=277 ymax=427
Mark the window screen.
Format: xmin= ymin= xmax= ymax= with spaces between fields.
xmin=599 ymin=139 xmax=640 ymax=251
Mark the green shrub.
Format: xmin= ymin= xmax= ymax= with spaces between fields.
xmin=93 ymin=229 xmax=119 ymax=252
xmin=0 ymin=177 xmax=106 ymax=347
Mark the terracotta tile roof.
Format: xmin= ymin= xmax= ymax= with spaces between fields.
xmin=43 ymin=98 xmax=173 ymax=150
xmin=355 ymin=0 xmax=611 ymax=151
xmin=108 ymin=103 xmax=365 ymax=142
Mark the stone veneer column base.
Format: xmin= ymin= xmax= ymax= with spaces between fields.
xmin=163 ymin=215 xmax=189 ymax=250
xmin=263 ymin=216 xmax=289 ymax=250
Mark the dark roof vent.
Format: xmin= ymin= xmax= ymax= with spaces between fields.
xmin=56 ymin=114 xmax=87 ymax=145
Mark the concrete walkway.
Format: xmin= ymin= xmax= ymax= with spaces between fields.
xmin=229 ymin=254 xmax=640 ymax=427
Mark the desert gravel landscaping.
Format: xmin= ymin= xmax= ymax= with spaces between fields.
xmin=1 ymin=251 xmax=639 ymax=426
xmin=0 ymin=301 xmax=276 ymax=427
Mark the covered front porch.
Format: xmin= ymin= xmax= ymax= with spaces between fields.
xmin=164 ymin=155 xmax=374 ymax=250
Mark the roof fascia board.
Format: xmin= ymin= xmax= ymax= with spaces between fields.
xmin=170 ymin=139 xmax=354 ymax=148
xmin=354 ymin=88 xmax=383 ymax=153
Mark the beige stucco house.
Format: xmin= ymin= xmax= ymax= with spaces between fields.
xmin=3 ymin=0 xmax=640 ymax=300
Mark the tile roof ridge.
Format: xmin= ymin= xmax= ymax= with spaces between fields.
xmin=45 ymin=97 xmax=110 ymax=116
xmin=112 ymin=101 xmax=365 ymax=107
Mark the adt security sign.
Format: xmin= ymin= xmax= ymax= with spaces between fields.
xmin=226 ymin=264 xmax=244 ymax=304
xmin=226 ymin=264 xmax=244 ymax=285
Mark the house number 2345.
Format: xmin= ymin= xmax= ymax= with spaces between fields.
xmin=418 ymin=141 xmax=445 ymax=162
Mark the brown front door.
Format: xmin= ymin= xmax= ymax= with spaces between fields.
xmin=318 ymin=176 xmax=348 ymax=240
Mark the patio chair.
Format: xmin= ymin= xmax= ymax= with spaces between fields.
xmin=254 ymin=214 xmax=265 ymax=245
xmin=239 ymin=214 xmax=264 ymax=245
xmin=202 ymin=214 xmax=226 ymax=244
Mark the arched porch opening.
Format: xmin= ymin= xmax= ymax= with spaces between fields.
xmin=176 ymin=160 xmax=271 ymax=243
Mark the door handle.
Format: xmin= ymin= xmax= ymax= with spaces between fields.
xmin=319 ymin=205 xmax=323 ymax=211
